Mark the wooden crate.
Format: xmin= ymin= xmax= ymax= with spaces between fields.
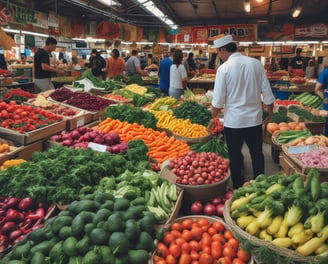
xmin=281 ymin=145 xmax=328 ymax=182
xmin=0 ymin=120 xmax=67 ymax=145
xmin=17 ymin=140 xmax=45 ymax=161
xmin=279 ymin=153 xmax=297 ymax=176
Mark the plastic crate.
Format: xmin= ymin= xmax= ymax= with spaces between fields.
xmin=272 ymin=90 xmax=292 ymax=100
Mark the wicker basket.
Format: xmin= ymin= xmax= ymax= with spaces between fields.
xmin=176 ymin=171 xmax=230 ymax=204
xmin=223 ymin=198 xmax=323 ymax=263
xmin=173 ymin=132 xmax=213 ymax=144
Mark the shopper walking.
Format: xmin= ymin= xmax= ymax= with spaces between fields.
xmin=89 ymin=49 xmax=106 ymax=80
xmin=34 ymin=37 xmax=65 ymax=93
xmin=105 ymin=49 xmax=125 ymax=79
xmin=314 ymin=56 xmax=328 ymax=136
xmin=158 ymin=48 xmax=175 ymax=95
xmin=125 ymin=50 xmax=148 ymax=77
xmin=169 ymin=49 xmax=188 ymax=99
xmin=208 ymin=34 xmax=275 ymax=189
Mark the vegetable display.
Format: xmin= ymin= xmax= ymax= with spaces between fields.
xmin=229 ymin=169 xmax=328 ymax=257
xmin=92 ymin=169 xmax=178 ymax=223
xmin=169 ymin=151 xmax=229 ymax=185
xmin=0 ymin=159 xmax=26 ymax=170
xmin=50 ymin=126 xmax=128 ymax=153
xmin=274 ymin=100 xmax=300 ymax=106
xmin=0 ymin=145 xmax=143 ymax=204
xmin=104 ymin=104 xmax=158 ymax=129
xmin=288 ymin=105 xmax=325 ymax=122
xmin=293 ymin=147 xmax=328 ymax=168
xmin=0 ymin=196 xmax=54 ymax=251
xmin=190 ymin=137 xmax=229 ymax=158
xmin=190 ymin=190 xmax=233 ymax=217
xmin=125 ymin=84 xmax=148 ymax=95
xmin=149 ymin=96 xmax=179 ymax=111
xmin=172 ymin=100 xmax=212 ymax=127
xmin=96 ymin=117 xmax=190 ymax=164
xmin=153 ymin=217 xmax=251 ymax=264
xmin=1 ymin=193 xmax=157 ymax=264
xmin=266 ymin=121 xmax=306 ymax=134
xmin=3 ymin=88 xmax=36 ymax=103
xmin=289 ymin=92 xmax=322 ymax=109
xmin=49 ymin=88 xmax=116 ymax=112
xmin=287 ymin=135 xmax=328 ymax=147
xmin=0 ymin=101 xmax=62 ymax=133
xmin=276 ymin=130 xmax=312 ymax=144
xmin=152 ymin=110 xmax=208 ymax=138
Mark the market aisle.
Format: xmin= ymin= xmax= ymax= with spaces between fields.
xmin=242 ymin=141 xmax=280 ymax=182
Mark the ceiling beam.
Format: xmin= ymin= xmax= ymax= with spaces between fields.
xmin=211 ymin=0 xmax=219 ymax=18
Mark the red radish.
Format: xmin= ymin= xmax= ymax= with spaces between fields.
xmin=216 ymin=204 xmax=225 ymax=216
xmin=211 ymin=197 xmax=222 ymax=205
xmin=18 ymin=197 xmax=33 ymax=211
xmin=190 ymin=201 xmax=203 ymax=215
xmin=203 ymin=203 xmax=216 ymax=216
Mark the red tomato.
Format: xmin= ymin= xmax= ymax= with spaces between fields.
xmin=157 ymin=242 xmax=169 ymax=258
xmin=217 ymin=257 xmax=232 ymax=264
xmin=232 ymin=259 xmax=246 ymax=264
xmin=199 ymin=253 xmax=213 ymax=264
xmin=0 ymin=102 xmax=7 ymax=109
xmin=222 ymin=246 xmax=236 ymax=259
xmin=227 ymin=238 xmax=239 ymax=251
xmin=212 ymin=221 xmax=225 ymax=232
xmin=236 ymin=249 xmax=250 ymax=262
xmin=1 ymin=110 xmax=8 ymax=119
xmin=179 ymin=253 xmax=192 ymax=264
xmin=169 ymin=244 xmax=181 ymax=258
xmin=223 ymin=230 xmax=234 ymax=240
xmin=166 ymin=254 xmax=177 ymax=264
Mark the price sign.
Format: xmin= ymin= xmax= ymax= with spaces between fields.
xmin=88 ymin=142 xmax=107 ymax=152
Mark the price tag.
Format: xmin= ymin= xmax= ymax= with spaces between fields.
xmin=76 ymin=117 xmax=85 ymax=127
xmin=288 ymin=144 xmax=317 ymax=154
xmin=88 ymin=142 xmax=107 ymax=152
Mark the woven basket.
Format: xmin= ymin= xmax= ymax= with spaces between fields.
xmin=173 ymin=132 xmax=213 ymax=144
xmin=151 ymin=215 xmax=254 ymax=264
xmin=223 ymin=198 xmax=323 ymax=263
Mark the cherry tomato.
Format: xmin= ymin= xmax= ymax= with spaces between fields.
xmin=212 ymin=221 xmax=225 ymax=232
xmin=169 ymin=244 xmax=181 ymax=258
xmin=227 ymin=238 xmax=239 ymax=251
xmin=223 ymin=230 xmax=234 ymax=240
xmin=232 ymin=259 xmax=246 ymax=264
xmin=222 ymin=246 xmax=236 ymax=259
xmin=157 ymin=242 xmax=169 ymax=258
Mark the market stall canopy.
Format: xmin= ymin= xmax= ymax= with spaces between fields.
xmin=9 ymin=0 xmax=328 ymax=29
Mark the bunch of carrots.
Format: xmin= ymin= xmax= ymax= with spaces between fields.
xmin=96 ymin=117 xmax=190 ymax=164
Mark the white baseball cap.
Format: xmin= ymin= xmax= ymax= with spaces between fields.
xmin=213 ymin=34 xmax=234 ymax=48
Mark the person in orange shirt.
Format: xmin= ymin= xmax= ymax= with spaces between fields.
xmin=106 ymin=49 xmax=125 ymax=79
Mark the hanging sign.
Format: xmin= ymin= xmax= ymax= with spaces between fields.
xmin=10 ymin=4 xmax=37 ymax=25
xmin=295 ymin=24 xmax=327 ymax=39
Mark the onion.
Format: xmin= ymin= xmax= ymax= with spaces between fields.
xmin=50 ymin=135 xmax=61 ymax=142
xmin=103 ymin=134 xmax=114 ymax=145
xmin=190 ymin=201 xmax=203 ymax=215
xmin=77 ymin=126 xmax=88 ymax=134
xmin=203 ymin=203 xmax=216 ymax=216
xmin=107 ymin=132 xmax=120 ymax=144
xmin=93 ymin=136 xmax=104 ymax=144
xmin=216 ymin=204 xmax=225 ymax=216
xmin=70 ymin=130 xmax=81 ymax=140
xmin=61 ymin=139 xmax=73 ymax=146
xmin=211 ymin=197 xmax=222 ymax=205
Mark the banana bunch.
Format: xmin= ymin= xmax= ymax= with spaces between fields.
xmin=149 ymin=96 xmax=179 ymax=111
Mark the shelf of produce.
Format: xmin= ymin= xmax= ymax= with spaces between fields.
xmin=0 ymin=120 xmax=67 ymax=145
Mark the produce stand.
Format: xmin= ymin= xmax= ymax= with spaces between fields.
xmin=223 ymin=198 xmax=321 ymax=264
xmin=281 ymin=145 xmax=328 ymax=181
xmin=187 ymin=79 xmax=214 ymax=91
xmin=0 ymin=120 xmax=67 ymax=145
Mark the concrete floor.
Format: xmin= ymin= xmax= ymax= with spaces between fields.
xmin=242 ymin=141 xmax=281 ymax=182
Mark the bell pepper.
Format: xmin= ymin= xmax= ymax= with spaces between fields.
xmin=1 ymin=221 xmax=16 ymax=235
xmin=8 ymin=229 xmax=22 ymax=242
xmin=6 ymin=208 xmax=22 ymax=221
xmin=2 ymin=197 xmax=20 ymax=210
xmin=18 ymin=197 xmax=33 ymax=211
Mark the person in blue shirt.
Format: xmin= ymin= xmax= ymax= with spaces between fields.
xmin=158 ymin=48 xmax=175 ymax=95
xmin=314 ymin=56 xmax=328 ymax=136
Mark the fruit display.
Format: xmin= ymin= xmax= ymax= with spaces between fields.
xmin=0 ymin=101 xmax=62 ymax=133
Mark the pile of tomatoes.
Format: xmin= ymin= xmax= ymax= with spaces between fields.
xmin=153 ymin=217 xmax=251 ymax=264
xmin=0 ymin=101 xmax=62 ymax=133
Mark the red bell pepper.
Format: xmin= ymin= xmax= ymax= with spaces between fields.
xmin=8 ymin=229 xmax=22 ymax=242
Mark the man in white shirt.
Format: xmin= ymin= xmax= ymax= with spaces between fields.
xmin=208 ymin=34 xmax=275 ymax=189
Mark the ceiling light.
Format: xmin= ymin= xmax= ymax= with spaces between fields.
xmin=97 ymin=0 xmax=121 ymax=8
xmin=2 ymin=28 xmax=20 ymax=33
xmin=256 ymin=0 xmax=263 ymax=3
xmin=21 ymin=30 xmax=49 ymax=37
xmin=244 ymin=0 xmax=251 ymax=13
xmin=291 ymin=6 xmax=302 ymax=18
xmin=135 ymin=0 xmax=177 ymax=28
